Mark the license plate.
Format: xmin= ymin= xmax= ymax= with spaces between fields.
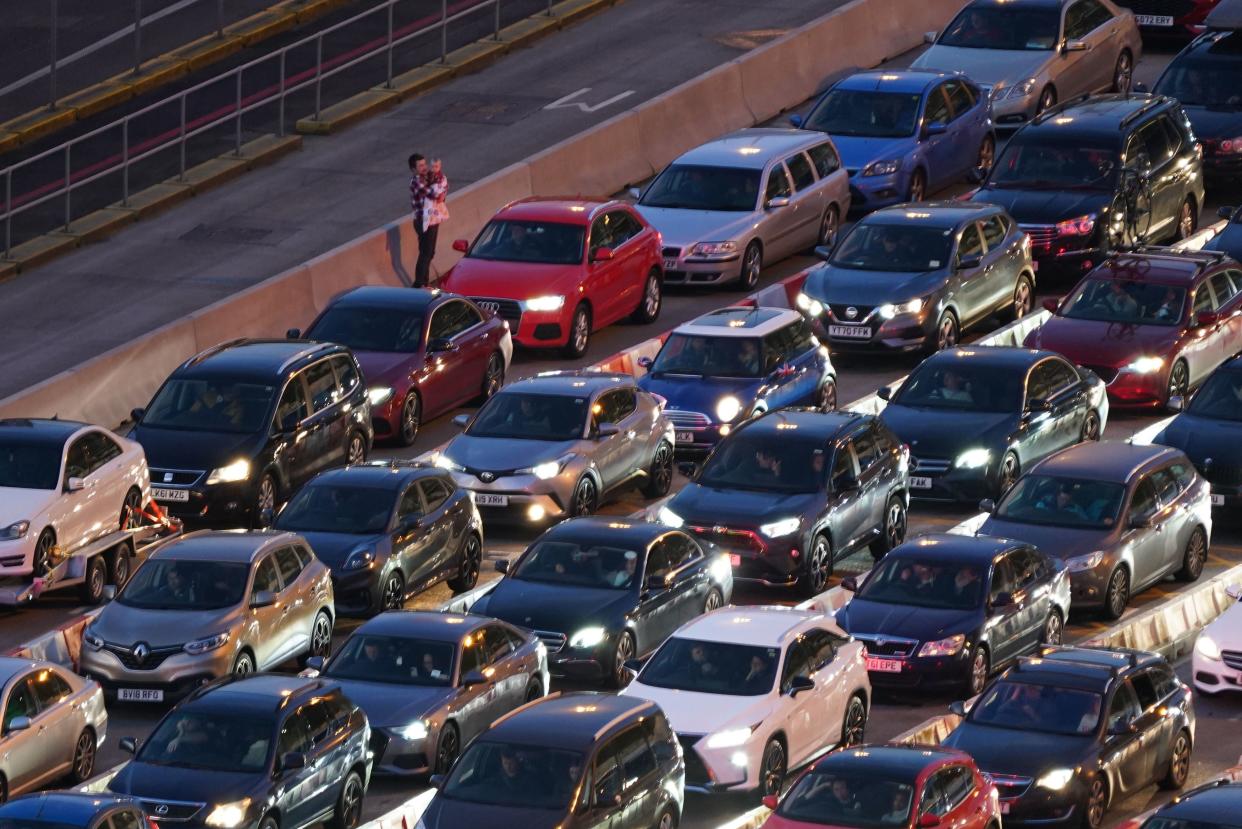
xmin=676 ymin=431 xmax=695 ymax=444
xmin=829 ymin=325 xmax=872 ymax=339
xmin=730 ymin=554 xmax=742 ymax=567
xmin=474 ymin=493 xmax=508 ymax=507
xmin=1001 ymin=802 xmax=1011 ymax=815
xmin=1211 ymin=494 xmax=1225 ymax=506
xmin=151 ymin=487 xmax=189 ymax=503
xmin=866 ymin=656 xmax=903 ymax=673
xmin=1135 ymin=14 xmax=1173 ymax=25
xmin=663 ymin=258 xmax=678 ymax=271
xmin=118 ymin=688 xmax=164 ymax=702
xmin=911 ymin=476 xmax=933 ymax=489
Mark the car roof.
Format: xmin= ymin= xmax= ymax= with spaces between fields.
xmin=486 ymin=692 xmax=658 ymax=750
xmin=1031 ymin=441 xmax=1182 ymax=482
xmin=674 ymin=128 xmax=829 ymax=170
xmin=329 ymin=286 xmax=448 ymax=311
xmin=967 ymin=0 xmax=1070 ymax=9
xmin=672 ymin=606 xmax=836 ymax=647
xmin=1025 ymin=94 xmax=1179 ymax=143
xmin=813 ymin=744 xmax=971 ymax=777
xmin=865 ymin=201 xmax=1000 ymax=228
xmin=738 ymin=409 xmax=870 ymax=441
xmin=836 ymin=69 xmax=954 ymax=94
xmin=920 ymin=345 xmax=1050 ymax=371
xmin=178 ymin=339 xmax=345 ymax=381
xmin=155 ymin=529 xmax=300 ymax=563
xmin=1183 ymin=29 xmax=1242 ymax=58
xmin=536 ymin=517 xmax=682 ymax=549
xmin=1089 ymin=250 xmax=1221 ymax=286
xmin=501 ymin=370 xmax=635 ymax=396
xmin=496 ymin=197 xmax=620 ymax=224
xmin=353 ymin=610 xmax=490 ymax=640
xmin=675 ymin=306 xmax=802 ymax=338
xmin=1001 ymin=646 xmax=1159 ymax=691
xmin=0 ymin=658 xmax=58 ymax=686
xmin=0 ymin=418 xmax=88 ymax=444
xmin=1156 ymin=780 xmax=1242 ymax=822
xmin=888 ymin=533 xmax=1025 ymax=564
xmin=186 ymin=674 xmax=337 ymax=714
xmin=307 ymin=461 xmax=441 ymax=491
xmin=0 ymin=792 xmax=137 ymax=823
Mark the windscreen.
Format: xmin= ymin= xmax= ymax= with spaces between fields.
xmin=139 ymin=711 xmax=272 ymax=772
xmin=275 ymin=483 xmax=393 ymax=534
xmin=640 ymin=164 xmax=762 ymax=212
xmin=467 ymin=393 xmax=588 ymax=442
xmin=638 ymin=637 xmax=780 ymax=696
xmin=856 ymin=555 xmax=987 ymax=611
xmin=778 ymin=769 xmax=916 ymax=828
xmin=1156 ymin=55 xmax=1242 ymax=110
xmin=893 ymin=360 xmax=1023 ymax=413
xmin=118 ymin=559 xmax=250 ymax=611
xmin=468 ymin=220 xmax=585 ymax=266
xmin=698 ymin=432 xmax=827 ymax=493
xmin=442 ymin=741 xmax=584 ymax=809
xmin=1060 ymin=278 xmax=1186 ymax=326
xmin=938 ymin=6 xmax=1060 ymax=50
xmin=1188 ymin=370 xmax=1242 ymax=420
xmin=969 ymin=679 xmax=1103 ymax=736
xmin=512 ymin=541 xmax=640 ymax=590
xmin=989 ymin=141 xmax=1119 ymax=190
xmin=305 ymin=307 xmax=424 ymax=353
xmin=649 ymin=333 xmax=764 ymax=378
xmin=142 ymin=379 xmax=276 ymax=434
xmin=831 ymin=222 xmax=955 ymax=272
xmin=0 ymin=441 xmax=61 ymax=490
xmin=803 ymin=89 xmax=922 ymax=138
xmin=996 ymin=475 xmax=1126 ymax=529
xmin=326 ymin=634 xmax=455 ymax=686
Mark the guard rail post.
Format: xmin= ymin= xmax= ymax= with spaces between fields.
xmin=441 ymin=0 xmax=449 ymax=63
xmin=278 ymin=51 xmax=288 ymax=136
xmin=386 ymin=1 xmax=395 ymax=87
xmin=133 ymin=0 xmax=143 ymax=75
xmin=63 ymin=146 xmax=71 ymax=231
xmin=122 ymin=119 xmax=130 ymax=206
xmin=4 ymin=170 xmax=11 ymax=257
xmin=179 ymin=94 xmax=188 ymax=180
xmin=495 ymin=0 xmax=502 ymax=40
xmin=235 ymin=70 xmax=243 ymax=155
xmin=314 ymin=35 xmax=324 ymax=119
xmin=49 ymin=0 xmax=59 ymax=109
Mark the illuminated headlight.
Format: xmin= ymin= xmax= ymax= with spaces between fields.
xmin=954 ymin=448 xmax=992 ymax=469
xmin=396 ymin=720 xmax=430 ymax=741
xmin=522 ymin=295 xmax=566 ymax=312
xmin=657 ymin=506 xmax=684 ymax=528
xmin=877 ymin=298 xmax=924 ymax=320
xmin=431 ymin=452 xmax=465 ymax=473
xmin=1036 ymin=768 xmax=1075 ymax=791
xmin=1 ymin=521 xmax=29 ymax=540
xmin=1196 ymin=634 xmax=1222 ymax=661
xmin=517 ymin=454 xmax=574 ymax=480
xmin=917 ymin=634 xmax=965 ymax=657
xmin=691 ymin=241 xmax=738 ymax=257
xmin=759 ymin=517 xmax=800 ymax=539
xmin=344 ymin=548 xmax=376 ymax=571
xmin=705 ymin=726 xmax=754 ymax=749
xmin=1004 ymin=78 xmax=1038 ymax=99
xmin=862 ymin=159 xmax=901 ymax=177
xmin=715 ymin=396 xmax=743 ymax=423
xmin=205 ymin=798 xmax=251 ymax=829
xmin=82 ymin=628 xmax=104 ymax=651
xmin=796 ymin=293 xmax=824 ymax=317
xmin=367 ymin=386 xmax=394 ymax=406
xmin=1067 ymin=551 xmax=1104 ymax=572
xmin=1055 ymin=214 xmax=1096 ymax=236
xmin=1126 ymin=356 xmax=1165 ymax=374
xmin=205 ymin=459 xmax=251 ymax=485
xmin=569 ymin=626 xmax=608 ymax=649
xmin=709 ymin=554 xmax=732 ymax=584
xmin=184 ymin=631 xmax=231 ymax=656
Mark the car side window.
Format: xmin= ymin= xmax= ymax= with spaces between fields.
xmin=610 ymin=388 xmax=637 ymax=421
xmin=275 ymin=377 xmax=309 ymax=430
xmin=605 ymin=210 xmax=641 ymax=247
xmin=780 ymin=639 xmax=813 ymax=691
xmin=277 ymin=710 xmax=310 ymax=757
xmin=664 ymin=533 xmax=702 ymax=568
xmin=616 ymin=210 xmax=645 ymax=240
xmin=397 ymin=484 xmax=424 ymax=520
xmin=331 ymin=356 xmax=361 ymax=398
xmin=294 ymin=545 xmax=314 ymax=568
xmin=1158 ymin=116 xmax=1184 ymax=159
xmin=593 ymin=748 xmax=622 ymax=808
xmin=785 ymin=152 xmax=817 ymax=191
xmin=762 ymin=331 xmax=789 ymax=373
xmin=1042 ymin=359 xmax=1080 ymax=398
xmin=940 ymin=766 xmax=975 ymax=811
xmin=459 ymin=632 xmax=486 ymax=676
xmin=1150 ymin=467 xmax=1181 ymax=505
xmin=1193 ymin=284 xmax=1217 ymax=314
xmin=613 ymin=726 xmax=658 ymax=788
xmin=920 ymin=771 xmax=950 ymax=817
xmin=1107 ymin=681 xmax=1142 ymax=730
xmin=29 ymin=669 xmax=72 ymax=710
xmin=924 ymin=85 xmax=952 ymax=127
xmin=64 ymin=437 xmax=92 ymax=480
xmin=989 ymin=556 xmax=1016 ymax=601
xmin=802 ymin=629 xmax=837 ymax=673
xmin=1138 ymin=120 xmax=1174 ymax=169
xmin=252 ymin=555 xmax=282 ymax=596
xmin=301 ymin=701 xmax=333 ymax=748
xmin=644 ymin=713 xmax=678 ymax=764
xmin=944 ymin=81 xmax=975 ymax=121
xmin=831 ymin=443 xmax=859 ymax=490
xmin=956 ymin=223 xmax=984 ymax=265
xmin=1010 ymin=548 xmax=1041 ymax=590
xmin=1226 ymin=270 xmax=1242 ymax=297
xmin=808 ymin=143 xmax=841 ymax=178
xmin=419 ymin=478 xmax=451 ymax=511
xmin=1129 ymin=478 xmax=1160 ymax=521
xmin=1130 ymin=669 xmax=1163 ymax=711
xmin=84 ymin=432 xmax=122 ymax=471
xmin=646 ymin=542 xmax=676 ymax=583
xmin=853 ymin=429 xmax=880 ymax=474
xmin=2 ymin=677 xmax=37 ymax=732
xmin=481 ymin=625 xmax=514 ymax=663
xmin=1210 ymin=272 xmax=1237 ymax=308
xmin=1063 ymin=0 xmax=1092 ymax=39
xmin=981 ymin=216 xmax=1007 ymax=250
xmin=1148 ymin=663 xmax=1179 ymax=699
xmin=1084 ymin=0 xmax=1114 ymax=28
xmin=274 ymin=546 xmax=303 ymax=588
xmin=589 ymin=214 xmax=615 ymax=257
xmin=304 ymin=360 xmax=337 ymax=413
xmin=1168 ymin=462 xmax=1196 ymax=492
xmin=765 ymin=165 xmax=793 ymax=201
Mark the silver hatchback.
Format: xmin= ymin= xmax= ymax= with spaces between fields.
xmin=80 ymin=530 xmax=335 ymax=702
xmin=634 ymin=128 xmax=851 ymax=291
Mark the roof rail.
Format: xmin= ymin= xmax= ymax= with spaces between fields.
xmin=1030 ymin=93 xmax=1092 ymax=125
xmin=1037 ymin=643 xmax=1143 ymax=669
xmin=278 ymin=343 xmax=333 ymax=374
xmin=1118 ymin=96 xmax=1167 ymax=129
xmin=181 ymin=338 xmax=250 ymax=368
xmin=1109 ymin=246 xmax=1229 ymax=271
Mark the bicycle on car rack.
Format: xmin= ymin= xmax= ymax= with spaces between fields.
xmin=1112 ymin=167 xmax=1155 ymax=250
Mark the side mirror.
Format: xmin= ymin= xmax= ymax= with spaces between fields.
xmin=1042 ymin=297 xmax=1061 ymax=314
xmin=1108 ymin=720 xmax=1134 ymax=736
xmin=303 ymin=656 xmax=325 ymax=675
xmin=591 ymin=247 xmax=615 ymax=262
xmin=119 ymin=737 xmax=137 ymax=755
xmin=788 ymin=675 xmax=815 ymax=696
xmin=957 ymin=254 xmax=982 ymax=270
xmin=836 ymin=475 xmax=860 ymax=493
xmin=762 ymin=794 xmax=780 ymax=811
xmin=250 ymin=590 xmax=277 ymax=609
xmin=629 ymin=187 xmax=642 ymax=200
xmin=428 ymin=337 xmax=457 ymax=353
xmin=129 ymin=407 xmax=145 ymax=424
xmin=920 ymin=814 xmax=942 ymax=828
xmin=278 ymin=413 xmax=300 ymax=433
xmin=1219 ymin=205 xmax=1237 ymax=221
xmin=948 ymin=700 xmax=968 ymax=718
xmin=991 ymin=591 xmax=1017 ymax=612
xmin=451 ymin=239 xmax=470 ymax=253
xmin=1129 ymin=513 xmax=1154 ymax=530
xmin=841 ymin=576 xmax=858 ymax=592
xmin=461 ymin=670 xmax=488 ymax=687
xmin=452 ymin=413 xmax=471 ymax=428
xmin=1197 ymin=311 xmax=1220 ymax=328
xmin=1167 ymin=395 xmax=1185 ymax=412
xmin=789 ymin=114 xmax=805 ymax=128
xmin=623 ymin=657 xmax=646 ymax=674
xmin=259 ymin=507 xmax=274 ymax=527
xmin=637 ymin=355 xmax=653 ymax=369
xmin=65 ymin=477 xmax=85 ymax=493
xmin=280 ymin=751 xmax=308 ymax=771
xmin=813 ymin=245 xmax=834 ymax=261
xmin=924 ymin=30 xmax=937 ymax=43
xmin=677 ymin=461 xmax=700 ymax=479
xmin=1063 ymin=39 xmax=1089 ymax=52
xmin=924 ymin=122 xmax=948 ymax=138
xmin=494 ymin=559 xmax=510 ymax=574
xmin=429 ymin=773 xmax=447 ymax=790
xmin=1133 ymin=81 xmax=1149 ymax=94
xmin=876 ymin=386 xmax=892 ymax=402
xmin=286 ymin=328 xmax=301 ymax=339
xmin=644 ymin=575 xmax=667 ymax=592
xmin=597 ymin=422 xmax=621 ymax=438
xmin=7 ymin=716 xmax=31 ymax=733
xmin=979 ymin=498 xmax=996 ymax=514
xmin=399 ymin=514 xmax=424 ymax=533
xmin=765 ymin=196 xmax=791 ymax=209
xmin=1027 ymin=397 xmax=1052 ymax=413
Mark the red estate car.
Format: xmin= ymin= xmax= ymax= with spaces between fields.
xmin=1027 ymin=248 xmax=1242 ymax=408
xmin=293 ymin=286 xmax=512 ymax=445
xmin=762 ymin=744 xmax=1000 ymax=829
xmin=443 ymin=197 xmax=664 ymax=358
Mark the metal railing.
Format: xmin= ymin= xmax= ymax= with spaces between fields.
xmin=2 ymin=0 xmax=550 ymax=257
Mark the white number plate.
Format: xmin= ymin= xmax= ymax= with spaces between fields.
xmin=1211 ymin=494 xmax=1225 ymax=506
xmin=663 ymin=258 xmax=678 ymax=271
xmin=911 ymin=476 xmax=933 ymax=489
xmin=474 ymin=493 xmax=508 ymax=507
xmin=1000 ymin=802 xmax=1011 ymax=815
xmin=1135 ymin=14 xmax=1173 ymax=25
xmin=730 ymin=554 xmax=742 ymax=567
xmin=829 ymin=325 xmax=872 ymax=339
xmin=151 ymin=487 xmax=189 ymax=503
xmin=675 ymin=431 xmax=695 ymax=444
xmin=118 ymin=688 xmax=164 ymax=702
xmin=866 ymin=656 xmax=903 ymax=673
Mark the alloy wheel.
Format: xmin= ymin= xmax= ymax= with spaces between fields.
xmin=886 ymin=500 xmax=907 ymax=549
xmin=817 ymin=380 xmax=837 ymax=412
xmin=572 ymin=477 xmax=598 ymax=516
xmin=459 ymin=535 xmax=482 ymax=588
xmin=807 ymin=536 xmax=831 ymax=594
xmin=382 ymin=572 xmax=404 ymax=611
xmin=234 ymin=652 xmax=255 ymax=676
xmin=338 ymin=775 xmax=363 ymax=829
xmin=310 ymin=613 xmax=332 ymax=657
xmin=643 ymin=274 xmax=661 ymax=319
xmin=1085 ymin=779 xmax=1107 ymax=829
xmin=1038 ymin=87 xmax=1056 ymax=114
xmin=1178 ymin=201 xmax=1196 ymax=240
xmin=1106 ymin=568 xmax=1130 ymax=619
xmin=704 ymin=589 xmax=724 ymax=613
xmin=1168 ymin=361 xmax=1189 ymax=403
xmin=400 ymin=394 xmax=421 ymax=445
xmin=909 ymin=171 xmax=926 ymax=203
xmin=121 ymin=489 xmax=141 ymax=530
xmin=998 ymin=453 xmax=1019 ymax=495
xmin=936 ymin=313 xmax=958 ymax=351
xmin=742 ymin=245 xmax=762 ymax=289
xmin=819 ymin=207 xmax=840 ymax=249
xmin=1013 ymin=278 xmax=1033 ymax=319
xmin=976 ymin=136 xmax=995 ymax=179
xmin=436 ymin=727 xmax=460 ymax=774
xmin=483 ymin=356 xmax=504 ymax=400
xmin=842 ymin=697 xmax=867 ymax=746
xmin=572 ymin=308 xmax=590 ymax=354
xmin=969 ymin=648 xmax=989 ymax=696
xmin=347 ymin=434 xmax=366 ymax=466
xmin=657 ymin=812 xmax=676 ymax=829
xmin=1181 ymin=529 xmax=1207 ymax=581
xmin=646 ymin=443 xmax=673 ymax=497
xmin=1114 ymin=52 xmax=1133 ymax=93
xmin=760 ymin=741 xmax=786 ymax=798
xmin=72 ymin=730 xmax=95 ymax=781
xmin=1082 ymin=412 xmax=1101 ymax=442
xmin=1168 ymin=733 xmax=1191 ymax=787
xmin=256 ymin=476 xmax=277 ymax=518
xmin=613 ymin=633 xmax=635 ymax=686
xmin=34 ymin=531 xmax=54 ymax=577
xmin=1043 ymin=612 xmax=1063 ymax=645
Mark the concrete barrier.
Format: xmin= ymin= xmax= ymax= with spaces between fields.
xmin=7 ymin=608 xmax=99 ymax=671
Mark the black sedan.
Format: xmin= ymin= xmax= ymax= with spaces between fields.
xmin=1205 ymin=206 xmax=1242 ymax=259
xmin=836 ymin=533 xmax=1071 ymax=696
xmin=273 ymin=460 xmax=484 ymax=616
xmin=879 ymin=346 xmax=1108 ymax=502
xmin=660 ymin=409 xmax=910 ymax=597
xmin=943 ymin=646 xmax=1195 ymax=829
xmin=1138 ymin=778 xmax=1242 ymax=829
xmin=1156 ymin=352 xmax=1242 ymax=512
xmin=472 ymin=517 xmax=733 ymax=688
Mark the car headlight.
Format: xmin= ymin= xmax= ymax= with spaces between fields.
xmin=877 ymin=298 xmax=925 ymax=320
xmin=862 ymin=159 xmax=902 ymax=177
xmin=431 ymin=452 xmax=465 ymax=473
xmin=759 ymin=517 xmax=800 ymax=539
xmin=205 ymin=798 xmax=251 ymax=829
xmin=1036 ymin=768 xmax=1075 ymax=791
xmin=569 ymin=626 xmax=608 ymax=649
xmin=522 ymin=295 xmax=566 ymax=312
xmin=955 ymin=448 xmax=992 ymax=469
xmin=1196 ymin=634 xmax=1222 ymax=661
xmin=367 ymin=386 xmax=394 ymax=406
xmin=1055 ymin=214 xmax=1096 ymax=236
xmin=1067 ymin=551 xmax=1105 ymax=572
xmin=917 ymin=634 xmax=966 ymax=657
xmin=205 ymin=459 xmax=252 ymax=485
xmin=704 ymin=726 xmax=755 ymax=749
xmin=796 ymin=293 xmax=824 ymax=317
xmin=184 ymin=631 xmax=231 ymax=656
xmin=344 ymin=548 xmax=376 ymax=571
xmin=716 ymin=396 xmax=743 ymax=423
xmin=395 ymin=720 xmax=430 ymax=741
xmin=517 ymin=453 xmax=575 ymax=480
xmin=657 ymin=506 xmax=684 ymax=528
xmin=1126 ymin=356 xmax=1165 ymax=374
xmin=1 ymin=521 xmax=29 ymax=540
xmin=83 ymin=628 xmax=104 ymax=651
xmin=691 ymin=241 xmax=738 ymax=257
xmin=1005 ymin=78 xmax=1038 ymax=99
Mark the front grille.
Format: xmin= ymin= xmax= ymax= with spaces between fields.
xmin=0 ymin=555 xmax=25 ymax=567
xmin=1080 ymin=364 xmax=1119 ymax=384
xmin=1223 ymin=650 xmax=1242 ymax=671
xmin=677 ymin=734 xmax=712 ymax=786
xmin=1201 ymin=463 xmax=1242 ymax=488
xmin=1113 ymin=0 xmax=1195 ymax=16
xmin=535 ymin=630 xmax=567 ymax=654
xmin=828 ymin=304 xmax=874 ymax=322
xmin=139 ymin=801 xmax=204 ymax=823
xmin=687 ymin=525 xmax=765 ymax=556
xmin=853 ymin=634 xmax=918 ymax=657
xmin=1020 ymin=224 xmax=1056 ymax=252
xmin=662 ymin=247 xmax=682 ymax=259
xmin=987 ymin=774 xmax=1033 ymax=799
xmin=910 ymin=456 xmax=951 ymax=474
xmin=665 ymin=410 xmax=712 ymax=428
xmin=149 ymin=468 xmax=203 ymax=487
xmin=471 ymin=297 xmax=522 ymax=328
xmin=104 ymin=642 xmax=183 ymax=670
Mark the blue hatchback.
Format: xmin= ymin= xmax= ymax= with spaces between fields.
xmin=637 ymin=307 xmax=836 ymax=454
xmin=791 ymin=69 xmax=995 ymax=212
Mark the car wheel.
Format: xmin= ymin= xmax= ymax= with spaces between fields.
xmin=570 ymin=475 xmax=599 ymax=517
xmin=120 ymin=487 xmax=142 ymax=530
xmin=929 ymin=310 xmax=958 ymax=352
xmin=1037 ymin=85 xmax=1057 ymax=115
xmin=0 ymin=774 xmax=9 ymax=804
xmin=1010 ymin=274 xmax=1034 ymax=321
xmin=815 ymin=378 xmax=838 ymax=412
xmin=1112 ymin=50 xmax=1133 ymax=94
xmin=736 ymin=242 xmax=763 ymax=291
xmin=32 ymin=528 xmax=55 ymax=578
xmin=799 ymin=533 xmax=832 ymax=598
xmin=68 ymin=728 xmax=95 ymax=783
xmin=608 ymin=631 xmax=636 ymax=689
xmin=759 ymin=739 xmax=787 ymax=800
xmin=975 ymin=134 xmax=996 ymax=180
xmin=257 ymin=816 xmax=278 ymax=829
xmin=967 ymin=646 xmax=990 ymax=696
xmin=704 ymin=587 xmax=724 ymax=614
xmin=398 ymin=391 xmax=421 ymax=447
xmin=1177 ymin=527 xmax=1208 ymax=582
xmin=563 ymin=303 xmax=592 ymax=359
xmin=1080 ymin=410 xmax=1101 ymax=442
xmin=434 ymin=723 xmax=460 ymax=774
xmin=995 ymin=452 xmax=1020 ymax=498
xmin=379 ymin=569 xmax=405 ymax=612
xmin=870 ymin=496 xmax=907 ymax=560
xmin=631 ymin=269 xmax=663 ymax=324
xmin=907 ymin=169 xmax=926 ymax=203
xmin=447 ymin=533 xmax=483 ymax=593
xmin=1160 ymin=730 xmax=1192 ymax=789
xmin=252 ymin=474 xmax=278 ymax=529
xmin=345 ymin=430 xmax=367 ymax=466
xmin=477 ymin=354 xmax=505 ymax=404
xmin=1103 ymin=566 xmax=1129 ymax=621
xmin=525 ymin=676 xmax=543 ymax=703
xmin=641 ymin=441 xmax=674 ymax=498
xmin=79 ymin=556 xmax=107 ymax=605
xmin=1167 ymin=360 xmax=1190 ymax=405
xmin=110 ymin=546 xmax=132 ymax=591
xmin=653 ymin=807 xmax=678 ymax=829
xmin=1174 ymin=197 xmax=1197 ymax=242
xmin=841 ymin=695 xmax=867 ymax=747
xmin=306 ymin=611 xmax=333 ymax=661
xmin=1082 ymin=777 xmax=1107 ymax=829
xmin=817 ymin=205 xmax=841 ymax=250
xmin=1041 ymin=610 xmax=1064 ymax=646
xmin=233 ymin=651 xmax=256 ymax=677
xmin=329 ymin=771 xmax=365 ymax=829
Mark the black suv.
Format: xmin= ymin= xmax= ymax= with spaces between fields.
xmin=1153 ymin=28 xmax=1242 ymax=186
xmin=969 ymin=94 xmax=1205 ymax=278
xmin=662 ymin=409 xmax=910 ymax=597
xmin=109 ymin=674 xmax=372 ymax=829
xmin=420 ymin=692 xmax=684 ymax=829
xmin=131 ymin=339 xmax=373 ymax=528
xmin=943 ymin=646 xmax=1195 ymax=829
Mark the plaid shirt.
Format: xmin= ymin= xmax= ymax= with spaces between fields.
xmin=410 ymin=172 xmax=447 ymax=225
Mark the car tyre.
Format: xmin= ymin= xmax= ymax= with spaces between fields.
xmin=928 ymin=310 xmax=959 ymax=353
xmin=1159 ymin=730 xmax=1192 ymax=789
xmin=476 ymin=354 xmax=505 ymax=404
xmin=304 ymin=611 xmax=333 ymax=664
xmin=79 ymin=556 xmax=107 ymax=605
xmin=33 ymin=528 xmax=55 ymax=578
xmin=908 ymin=169 xmax=926 ymax=203
xmin=252 ymin=474 xmax=278 ymax=529
xmin=759 ymin=738 xmax=787 ymax=800
xmin=570 ymin=475 xmax=599 ymax=517
xmin=1082 ymin=777 xmax=1107 ymax=829
xmin=841 ymin=695 xmax=867 ymax=747
xmin=1167 ymin=360 xmax=1190 ymax=406
xmin=120 ymin=487 xmax=142 ymax=530
xmin=799 ymin=533 xmax=832 ymax=599
xmin=1174 ymin=197 xmax=1197 ymax=242
xmin=329 ymin=771 xmax=365 ymax=829
xmin=641 ymin=441 xmax=674 ymax=498
xmin=967 ymin=646 xmax=990 ymax=696
xmin=736 ymin=242 xmax=763 ymax=292
xmin=608 ymin=631 xmax=636 ymax=689
xmin=525 ymin=676 xmax=543 ymax=703
xmin=434 ymin=723 xmax=460 ymax=774
xmin=1037 ymin=85 xmax=1057 ymax=115
xmin=975 ymin=134 xmax=996 ymax=181
xmin=1080 ymin=409 xmax=1101 ymax=442
xmin=1112 ymin=51 xmax=1133 ymax=94
xmin=1009 ymin=274 xmax=1034 ymax=321
xmin=398 ymin=391 xmax=421 ymax=447
xmin=1176 ymin=527 xmax=1207 ymax=582
xmin=110 ymin=545 xmax=132 ymax=591
xmin=1103 ymin=565 xmax=1129 ymax=620
xmin=653 ymin=807 xmax=678 ymax=829
xmin=447 ymin=532 xmax=483 ymax=593
xmin=257 ymin=816 xmax=278 ymax=829
xmin=1041 ymin=610 xmax=1064 ymax=646
xmin=68 ymin=727 xmax=95 ymax=784
xmin=815 ymin=378 xmax=838 ymax=412
xmin=233 ymin=650 xmax=256 ymax=676
xmin=345 ymin=430 xmax=367 ymax=466
xmin=816 ymin=205 xmax=841 ymax=251
xmin=870 ymin=495 xmax=907 ymax=560
xmin=631 ymin=269 xmax=663 ymax=324
xmin=379 ymin=569 xmax=405 ymax=613
xmin=996 ymin=452 xmax=1020 ymax=498
xmin=563 ymin=303 xmax=592 ymax=359
xmin=704 ymin=587 xmax=724 ymax=614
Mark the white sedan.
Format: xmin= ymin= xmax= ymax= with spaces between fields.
xmin=0 ymin=418 xmax=150 ymax=578
xmin=1192 ymin=583 xmax=1242 ymax=695
xmin=621 ymin=605 xmax=870 ymax=799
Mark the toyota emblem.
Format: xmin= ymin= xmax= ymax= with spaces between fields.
xmin=479 ymin=472 xmax=495 ymax=483
xmin=132 ymin=642 xmax=149 ymax=662
xmin=845 ymin=306 xmax=858 ymax=319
